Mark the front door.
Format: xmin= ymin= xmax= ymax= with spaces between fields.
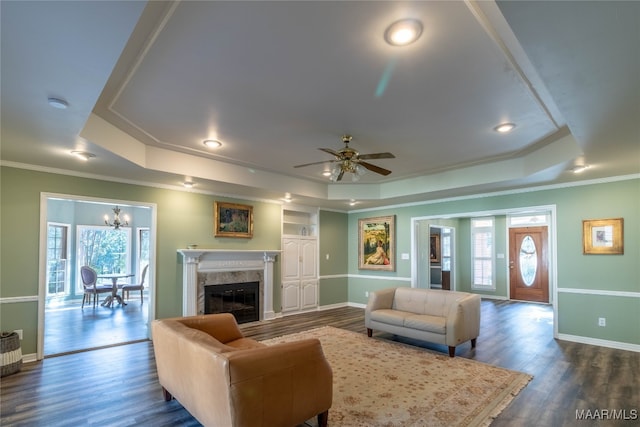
xmin=509 ymin=226 xmax=549 ymax=303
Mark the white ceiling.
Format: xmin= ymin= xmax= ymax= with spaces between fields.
xmin=2 ymin=1 xmax=638 ymax=210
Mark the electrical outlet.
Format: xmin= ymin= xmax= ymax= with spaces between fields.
xmin=365 ymin=291 xmax=369 ymax=298
xmin=598 ymin=317 xmax=606 ymax=327
xmin=13 ymin=329 xmax=23 ymax=340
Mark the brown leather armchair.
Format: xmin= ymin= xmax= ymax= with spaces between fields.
xmin=152 ymin=313 xmax=332 ymax=427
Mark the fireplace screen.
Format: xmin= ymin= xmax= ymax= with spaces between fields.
xmin=204 ymin=282 xmax=259 ymax=324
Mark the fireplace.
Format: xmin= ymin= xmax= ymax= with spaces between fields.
xmin=178 ymin=249 xmax=280 ymax=320
xmin=204 ymin=282 xmax=259 ymax=324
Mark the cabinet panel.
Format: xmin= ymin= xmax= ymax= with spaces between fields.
xmin=300 ymin=238 xmax=317 ymax=279
xmin=301 ymin=280 xmax=318 ymax=309
xmin=282 ymin=239 xmax=301 ymax=280
xmin=281 ymin=235 xmax=318 ymax=313
xmin=282 ymin=281 xmax=300 ymax=312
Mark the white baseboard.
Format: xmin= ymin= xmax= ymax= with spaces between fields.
xmin=557 ymin=333 xmax=640 ymax=353
xmin=317 ymin=302 xmax=349 ymax=311
xmin=348 ymin=302 xmax=367 ymax=309
xmin=21 ymin=353 xmax=38 ymax=363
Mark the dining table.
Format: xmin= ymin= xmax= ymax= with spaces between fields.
xmin=97 ymin=273 xmax=134 ymax=307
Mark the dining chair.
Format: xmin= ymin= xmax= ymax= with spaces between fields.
xmin=80 ymin=266 xmax=112 ymax=309
xmin=120 ymin=264 xmax=148 ymax=303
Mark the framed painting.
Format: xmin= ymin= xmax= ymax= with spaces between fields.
xmin=359 ymin=215 xmax=395 ymax=271
xmin=214 ymin=201 xmax=253 ymax=238
xmin=430 ymin=233 xmax=441 ymax=263
xmin=582 ymin=218 xmax=623 ymax=254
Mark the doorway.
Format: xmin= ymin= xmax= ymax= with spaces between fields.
xmin=509 ymin=226 xmax=549 ymax=303
xmin=38 ymin=194 xmax=156 ymax=359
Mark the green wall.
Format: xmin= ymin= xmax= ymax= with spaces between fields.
xmin=348 ymin=178 xmax=640 ymax=346
xmin=2 ymin=165 xmax=638 ymax=353
xmin=0 ymin=166 xmax=282 ymax=354
xmin=318 ymin=210 xmax=349 ymax=305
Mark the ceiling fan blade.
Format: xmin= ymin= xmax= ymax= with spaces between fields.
xmin=358 ymin=161 xmax=392 ymax=176
xmin=293 ymin=159 xmax=336 ymax=168
xmin=319 ymin=147 xmax=342 ymax=158
xmin=358 ymin=152 xmax=395 ymax=160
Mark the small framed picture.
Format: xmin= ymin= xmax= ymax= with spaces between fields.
xmin=430 ymin=234 xmax=441 ymax=263
xmin=582 ymin=218 xmax=623 ymax=254
xmin=359 ymin=215 xmax=395 ymax=271
xmin=214 ymin=201 xmax=253 ymax=238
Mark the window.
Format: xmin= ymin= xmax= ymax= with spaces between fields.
xmin=441 ymin=228 xmax=452 ymax=271
xmin=508 ymin=214 xmax=548 ymax=227
xmin=46 ymin=223 xmax=69 ymax=297
xmin=137 ymin=227 xmax=150 ymax=279
xmin=77 ymin=226 xmax=131 ymax=292
xmin=471 ymin=217 xmax=494 ymax=290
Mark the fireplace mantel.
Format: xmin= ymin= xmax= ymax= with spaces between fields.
xmin=178 ymin=249 xmax=280 ymax=319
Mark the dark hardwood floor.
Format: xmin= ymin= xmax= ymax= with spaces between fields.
xmin=2 ymin=300 xmax=639 ymax=426
xmin=44 ymin=295 xmax=149 ymax=356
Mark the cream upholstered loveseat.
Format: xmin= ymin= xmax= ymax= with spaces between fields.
xmin=365 ymin=287 xmax=481 ymax=357
xmin=152 ymin=313 xmax=332 ymax=427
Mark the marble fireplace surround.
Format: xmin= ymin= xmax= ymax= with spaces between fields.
xmin=178 ymin=249 xmax=280 ymax=320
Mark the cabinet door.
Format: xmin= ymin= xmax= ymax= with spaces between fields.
xmin=282 ymin=238 xmax=301 ymax=280
xmin=300 ymin=280 xmax=318 ymax=309
xmin=282 ymin=281 xmax=300 ymax=312
xmin=300 ymin=238 xmax=317 ymax=280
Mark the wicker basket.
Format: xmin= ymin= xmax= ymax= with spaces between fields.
xmin=1 ymin=332 xmax=23 ymax=377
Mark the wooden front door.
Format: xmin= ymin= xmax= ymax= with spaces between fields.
xmin=509 ymin=226 xmax=549 ymax=303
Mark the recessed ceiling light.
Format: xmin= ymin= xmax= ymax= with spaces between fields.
xmin=494 ymin=123 xmax=516 ymax=133
xmin=384 ymin=19 xmax=423 ymax=46
xmin=322 ymin=171 xmax=332 ymax=177
xmin=572 ymin=165 xmax=590 ymax=174
xmin=70 ymin=151 xmax=95 ymax=161
xmin=349 ymin=199 xmax=357 ymax=206
xmin=203 ymin=139 xmax=222 ymax=149
xmin=183 ymin=181 xmax=195 ymax=188
xmin=48 ymin=97 xmax=69 ymax=109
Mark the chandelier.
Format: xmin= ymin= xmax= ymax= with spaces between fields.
xmin=329 ymin=160 xmax=367 ymax=182
xmin=104 ymin=206 xmax=129 ymax=229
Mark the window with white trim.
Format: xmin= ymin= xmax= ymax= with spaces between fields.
xmin=471 ymin=217 xmax=495 ymax=290
xmin=46 ymin=223 xmax=70 ymax=297
xmin=76 ymin=225 xmax=132 ymax=293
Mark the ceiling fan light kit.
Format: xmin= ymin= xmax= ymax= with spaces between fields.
xmin=295 ymin=135 xmax=395 ymax=182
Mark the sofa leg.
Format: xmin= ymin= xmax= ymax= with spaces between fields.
xmin=161 ymin=387 xmax=173 ymax=402
xmin=448 ymin=346 xmax=455 ymax=357
xmin=471 ymin=338 xmax=477 ymax=348
xmin=317 ymin=410 xmax=329 ymax=427
xmin=367 ymin=328 xmax=372 ymax=337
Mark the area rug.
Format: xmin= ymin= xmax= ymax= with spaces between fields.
xmin=262 ymin=327 xmax=531 ymax=427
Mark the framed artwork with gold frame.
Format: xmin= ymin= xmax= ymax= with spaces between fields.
xmin=214 ymin=201 xmax=253 ymax=238
xmin=582 ymin=218 xmax=623 ymax=254
xmin=358 ymin=215 xmax=395 ymax=271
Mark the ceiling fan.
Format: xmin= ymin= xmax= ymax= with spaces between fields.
xmin=294 ymin=135 xmax=395 ymax=182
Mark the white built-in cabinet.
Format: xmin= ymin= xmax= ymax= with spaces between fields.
xmin=281 ymin=206 xmax=318 ymax=313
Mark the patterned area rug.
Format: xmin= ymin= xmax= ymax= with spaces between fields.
xmin=262 ymin=327 xmax=531 ymax=427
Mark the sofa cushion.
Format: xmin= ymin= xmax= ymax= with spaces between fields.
xmin=423 ymin=292 xmax=449 ymax=317
xmin=370 ymin=309 xmax=412 ymax=326
xmin=182 ymin=325 xmax=237 ymax=353
xmin=404 ymin=314 xmax=446 ymax=334
xmin=226 ymin=337 xmax=266 ymax=350
xmin=393 ymin=288 xmax=428 ymax=313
